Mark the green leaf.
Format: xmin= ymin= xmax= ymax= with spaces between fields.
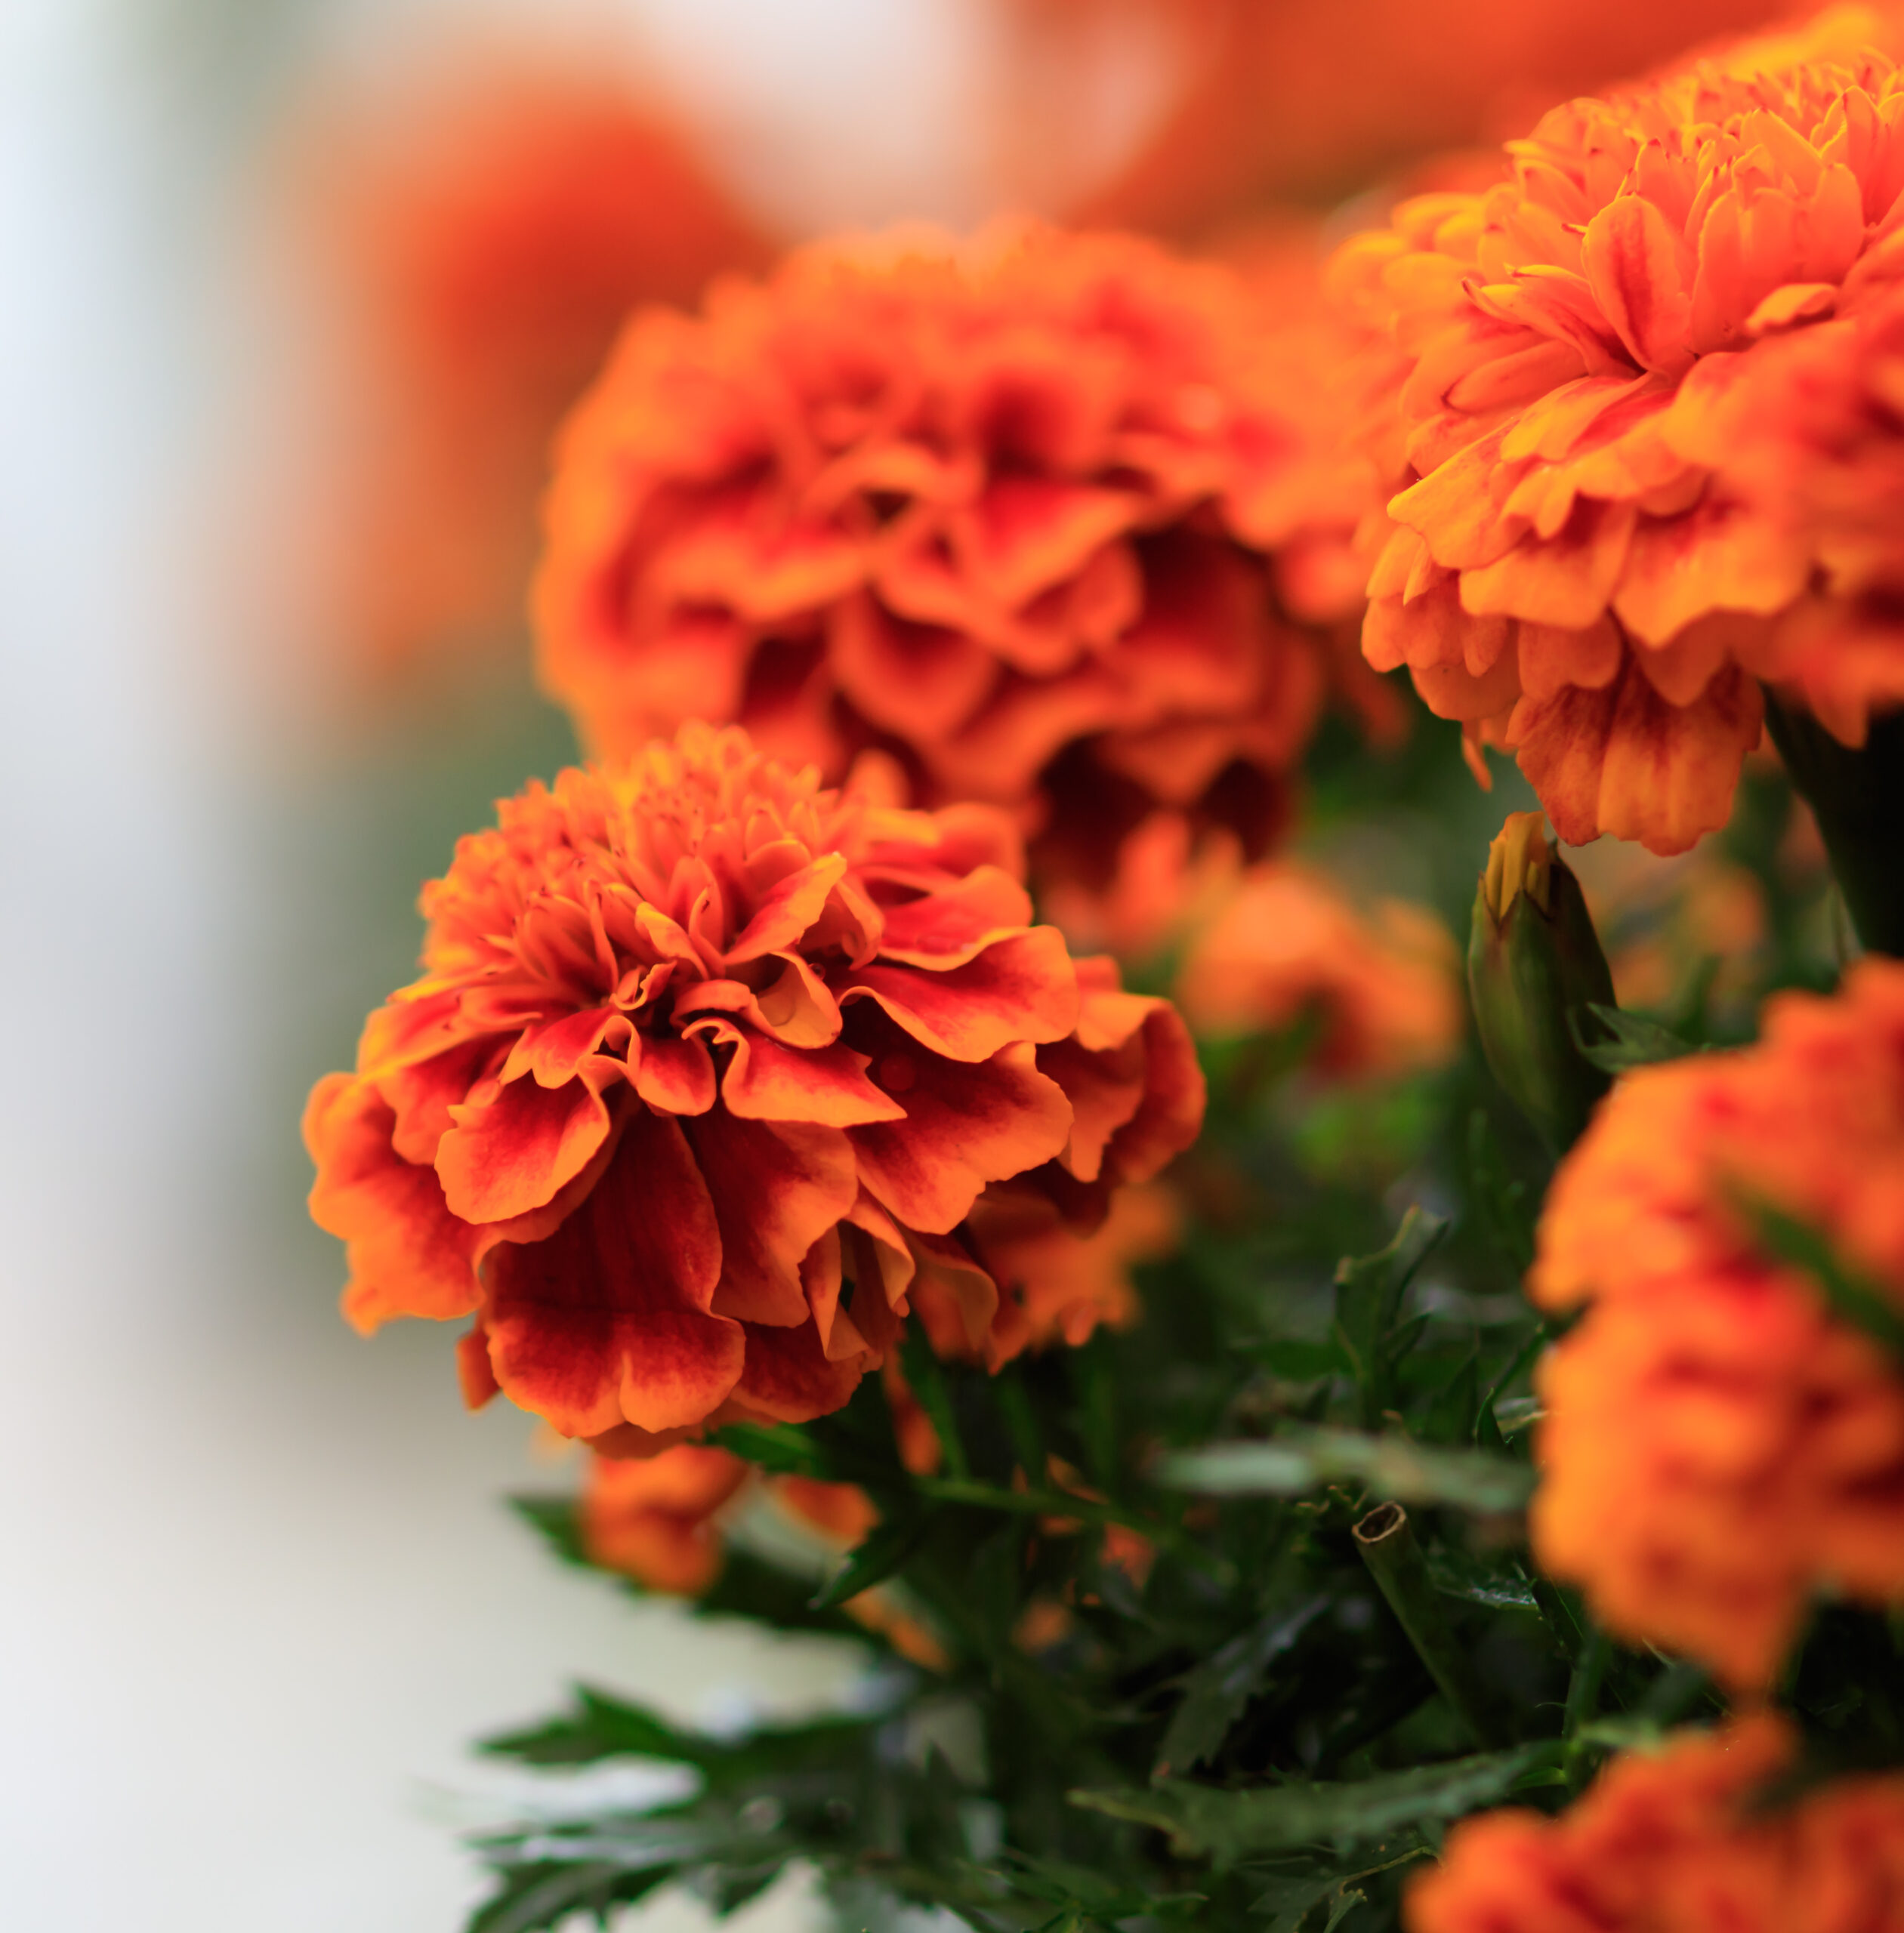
xmin=810 ymin=1506 xmax=940 ymax=1611
xmin=507 ymin=1494 xmax=590 ymax=1571
xmin=1333 ymin=1210 xmax=1449 ymax=1426
xmin=1734 ymin=1196 xmax=1904 ymax=1364
xmin=1160 ymin=1428 xmax=1535 ymax=1514
xmin=1069 ymin=1742 xmax=1561 ymax=1865
xmin=480 ymin=1686 xmax=711 ymax=1768
xmin=1569 ymin=1003 xmax=1700 ymax=1073
xmin=709 ymin=1421 xmax=829 ymax=1476
xmin=468 ymin=1860 xmax=672 ymax=1933
xmin=1154 ymin=1595 xmax=1328 ymax=1778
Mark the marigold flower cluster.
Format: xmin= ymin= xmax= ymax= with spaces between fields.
xmin=1335 ymin=5 xmax=1904 ymax=854
xmin=1408 ymin=1715 xmax=1904 ymax=1933
xmin=1529 ymin=959 xmax=1904 ymax=1688
xmin=304 ymin=723 xmax=1202 ymax=1453
xmin=534 ymin=221 xmax=1367 ymax=896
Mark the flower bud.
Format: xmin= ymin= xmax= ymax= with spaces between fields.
xmin=1467 ymin=812 xmax=1615 ymax=1154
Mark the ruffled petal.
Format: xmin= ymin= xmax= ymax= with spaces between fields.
xmin=304 ymin=1074 xmax=479 ymax=1333
xmin=437 ymin=1072 xmax=615 ymax=1223
xmin=480 ymin=1106 xmax=742 ymax=1438
xmin=841 ymin=930 xmax=1080 ymax=1060
xmin=684 ymin=1112 xmax=857 ymax=1326
xmin=848 ymin=1036 xmax=1073 ymax=1233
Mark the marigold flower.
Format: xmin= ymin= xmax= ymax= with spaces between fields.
xmin=579 ymin=1444 xmax=748 ymax=1595
xmin=1407 ymin=1714 xmax=1904 ymax=1933
xmin=304 ymin=723 xmax=1204 ymax=1453
xmin=534 ymin=221 xmax=1366 ymax=896
xmin=307 ymin=57 xmax=770 ymax=685
xmin=1176 ymin=862 xmax=1461 ymax=1079
xmin=1335 ymin=5 xmax=1904 ymax=854
xmin=1038 ymin=0 xmax=1788 ymax=234
xmin=1528 ymin=959 xmax=1904 ymax=1685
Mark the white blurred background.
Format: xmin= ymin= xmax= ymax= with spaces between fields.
xmin=0 ymin=2 xmax=1107 ymax=1925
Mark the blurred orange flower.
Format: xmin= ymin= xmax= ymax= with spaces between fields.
xmin=1408 ymin=1714 xmax=1904 ymax=1933
xmin=579 ymin=1444 xmax=748 ymax=1594
xmin=1021 ymin=0 xmax=1788 ymax=236
xmin=310 ymin=57 xmax=771 ymax=686
xmin=1176 ymin=863 xmax=1462 ymax=1078
xmin=1335 ymin=5 xmax=1904 ymax=853
xmin=535 ymin=221 xmax=1369 ymax=896
xmin=304 ymin=723 xmax=1203 ymax=1454
xmin=1529 ymin=959 xmax=1904 ymax=1687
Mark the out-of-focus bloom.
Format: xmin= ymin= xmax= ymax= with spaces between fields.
xmin=1529 ymin=959 xmax=1904 ymax=1686
xmin=1408 ymin=1714 xmax=1904 ymax=1933
xmin=1335 ymin=6 xmax=1904 ymax=854
xmin=535 ymin=220 xmax=1371 ymax=896
xmin=774 ymin=1475 xmax=880 ymax=1546
xmin=1032 ymin=0 xmax=1788 ymax=235
xmin=1569 ymin=826 xmax=1773 ymax=1017
xmin=1467 ymin=812 xmax=1615 ymax=1150
xmin=305 ymin=57 xmax=770 ymax=686
xmin=579 ymin=1444 xmax=748 ymax=1594
xmin=304 ymin=723 xmax=1203 ymax=1454
xmin=1176 ymin=862 xmax=1462 ymax=1078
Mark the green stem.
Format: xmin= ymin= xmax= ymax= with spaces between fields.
xmin=1761 ymin=689 xmax=1904 ymax=957
xmin=1353 ymin=1503 xmax=1506 ymax=1750
xmin=1563 ymin=1625 xmax=1611 ymax=1741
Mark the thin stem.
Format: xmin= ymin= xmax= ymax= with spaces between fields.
xmin=1354 ymin=1503 xmax=1506 ymax=1750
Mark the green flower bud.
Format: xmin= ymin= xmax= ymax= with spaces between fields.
xmin=1467 ymin=812 xmax=1615 ymax=1154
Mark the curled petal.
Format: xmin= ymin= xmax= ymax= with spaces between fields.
xmin=849 ymin=1037 xmax=1073 ymax=1234
xmin=684 ymin=1112 xmax=857 ymax=1326
xmin=480 ymin=1107 xmax=742 ymax=1438
xmin=708 ymin=1022 xmax=906 ymax=1127
xmin=304 ymin=1074 xmax=478 ymax=1333
xmin=437 ymin=1072 xmax=615 ymax=1224
xmin=841 ymin=929 xmax=1079 ymax=1061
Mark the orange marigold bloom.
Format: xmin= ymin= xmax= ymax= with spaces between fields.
xmin=1528 ymin=959 xmax=1904 ymax=1687
xmin=309 ymin=57 xmax=770 ymax=685
xmin=303 ymin=723 xmax=1203 ymax=1453
xmin=579 ymin=1444 xmax=748 ymax=1595
xmin=534 ymin=221 xmax=1366 ymax=895
xmin=1408 ymin=1715 xmax=1904 ymax=1933
xmin=1334 ymin=5 xmax=1904 ymax=855
xmin=1176 ymin=863 xmax=1462 ymax=1078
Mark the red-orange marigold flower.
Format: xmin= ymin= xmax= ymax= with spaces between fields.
xmin=1176 ymin=862 xmax=1462 ymax=1077
xmin=1528 ymin=958 xmax=1904 ymax=1687
xmin=534 ymin=220 xmax=1366 ymax=894
xmin=1408 ymin=1714 xmax=1904 ymax=1933
xmin=579 ymin=1444 xmax=748 ymax=1594
xmin=307 ymin=57 xmax=770 ymax=686
xmin=1334 ymin=5 xmax=1904 ymax=854
xmin=303 ymin=723 xmax=1204 ymax=1453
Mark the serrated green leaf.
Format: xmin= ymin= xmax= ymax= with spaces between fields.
xmin=1154 ymin=1595 xmax=1328 ymax=1778
xmin=480 ymin=1687 xmax=711 ymax=1768
xmin=468 ymin=1859 xmax=671 ymax=1933
xmin=1569 ymin=1003 xmax=1699 ymax=1073
xmin=810 ymin=1506 xmax=940 ymax=1611
xmin=1160 ymin=1428 xmax=1534 ymax=1514
xmin=1069 ymin=1742 xmax=1560 ymax=1865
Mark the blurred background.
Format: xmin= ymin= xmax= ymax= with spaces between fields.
xmin=0 ymin=0 xmax=1795 ymax=1927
